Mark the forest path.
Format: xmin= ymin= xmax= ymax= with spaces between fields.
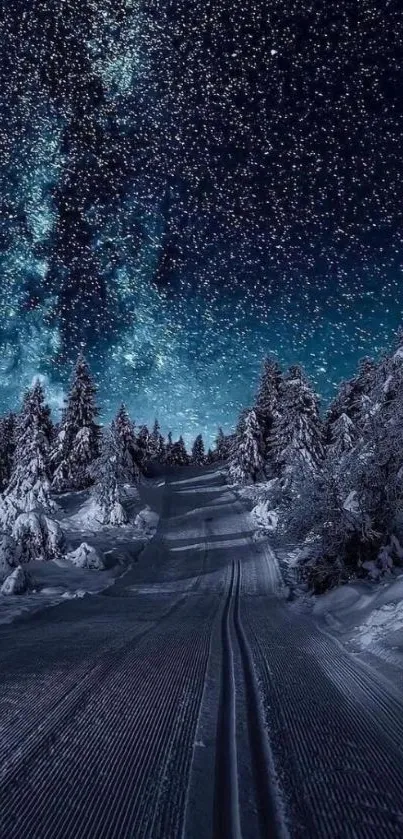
xmin=0 ymin=467 xmax=403 ymax=837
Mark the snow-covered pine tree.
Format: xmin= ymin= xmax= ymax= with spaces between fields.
xmin=91 ymin=428 xmax=128 ymax=525
xmin=228 ymin=408 xmax=264 ymax=484
xmin=149 ymin=419 xmax=165 ymax=462
xmin=164 ymin=432 xmax=174 ymax=465
xmin=215 ymin=427 xmax=230 ymax=462
xmin=227 ymin=408 xmax=250 ymax=481
xmin=171 ymin=436 xmax=189 ymax=466
xmin=327 ymin=357 xmax=378 ymax=435
xmin=0 ymin=413 xmax=16 ymax=491
xmin=271 ymin=365 xmax=324 ymax=481
xmin=6 ymin=382 xmax=54 ymax=513
xmin=206 ymin=448 xmax=216 ymax=464
xmin=136 ymin=425 xmax=151 ymax=470
xmin=111 ymin=404 xmax=140 ymax=483
xmin=327 ymin=412 xmax=357 ymax=462
xmin=52 ymin=354 xmax=101 ymax=491
xmin=191 ymin=434 xmax=206 ymax=466
xmin=254 ymin=356 xmax=282 ymax=462
xmin=0 ymin=382 xmax=64 ymax=562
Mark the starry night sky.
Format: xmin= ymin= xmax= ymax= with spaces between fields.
xmin=1 ymin=1 xmax=402 ymax=442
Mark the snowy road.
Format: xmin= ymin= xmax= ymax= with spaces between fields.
xmin=1 ymin=468 xmax=403 ymax=837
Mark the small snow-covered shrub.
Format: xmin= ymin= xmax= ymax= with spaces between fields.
xmin=134 ymin=506 xmax=159 ymax=535
xmin=0 ymin=566 xmax=30 ymax=595
xmin=0 ymin=534 xmax=17 ymax=582
xmin=251 ymin=501 xmax=278 ymax=532
xmin=298 ymin=547 xmax=349 ymax=594
xmin=66 ymin=542 xmax=104 ymax=570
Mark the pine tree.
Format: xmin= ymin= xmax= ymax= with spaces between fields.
xmin=191 ymin=434 xmax=205 ymax=466
xmin=327 ymin=413 xmax=357 ymax=461
xmin=254 ymin=356 xmax=282 ymax=461
xmin=171 ymin=436 xmax=189 ymax=466
xmin=150 ymin=418 xmax=165 ymax=461
xmin=215 ymin=427 xmax=230 ymax=462
xmin=228 ymin=409 xmax=264 ymax=484
xmin=136 ymin=425 xmax=151 ymax=470
xmin=327 ymin=357 xmax=378 ymax=432
xmin=0 ymin=413 xmax=16 ymax=491
xmin=206 ymin=447 xmax=216 ymax=464
xmin=164 ymin=431 xmax=174 ymax=465
xmin=112 ymin=404 xmax=140 ymax=482
xmin=52 ymin=354 xmax=101 ymax=491
xmin=91 ymin=429 xmax=128 ymax=525
xmin=6 ymin=383 xmax=54 ymax=513
xmin=271 ymin=365 xmax=324 ymax=480
xmin=0 ymin=383 xmax=64 ymax=561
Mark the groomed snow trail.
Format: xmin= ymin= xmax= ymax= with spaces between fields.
xmin=0 ymin=467 xmax=403 ymax=837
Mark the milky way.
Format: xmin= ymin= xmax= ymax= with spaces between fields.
xmin=0 ymin=1 xmax=402 ymax=442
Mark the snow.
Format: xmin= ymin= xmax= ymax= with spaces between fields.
xmin=63 ymin=495 xmax=107 ymax=531
xmin=251 ymin=500 xmax=278 ymax=532
xmin=0 ymin=566 xmax=29 ymax=596
xmin=12 ymin=511 xmax=64 ymax=562
xmin=312 ymin=573 xmax=403 ymax=663
xmin=66 ymin=542 xmax=104 ymax=570
xmin=134 ymin=506 xmax=159 ymax=535
xmin=0 ymin=479 xmax=160 ymax=625
xmin=0 ymin=534 xmax=16 ymax=582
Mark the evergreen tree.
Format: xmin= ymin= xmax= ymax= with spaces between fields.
xmin=0 ymin=383 xmax=64 ymax=561
xmin=91 ymin=429 xmax=128 ymax=525
xmin=327 ymin=357 xmax=378 ymax=433
xmin=52 ymin=354 xmax=101 ymax=491
xmin=6 ymin=383 xmax=53 ymax=513
xmin=327 ymin=413 xmax=357 ymax=461
xmin=215 ymin=427 xmax=230 ymax=462
xmin=150 ymin=418 xmax=165 ymax=461
xmin=171 ymin=436 xmax=189 ymax=466
xmin=191 ymin=434 xmax=206 ymax=466
xmin=112 ymin=404 xmax=140 ymax=482
xmin=0 ymin=413 xmax=16 ymax=491
xmin=206 ymin=447 xmax=216 ymax=465
xmin=254 ymin=356 xmax=282 ymax=461
xmin=164 ymin=431 xmax=174 ymax=465
xmin=228 ymin=408 xmax=264 ymax=484
xmin=271 ymin=365 xmax=324 ymax=480
xmin=136 ymin=425 xmax=151 ymax=470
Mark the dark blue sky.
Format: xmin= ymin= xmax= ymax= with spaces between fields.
xmin=0 ymin=1 xmax=402 ymax=441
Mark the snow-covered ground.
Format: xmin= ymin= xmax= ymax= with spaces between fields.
xmin=1 ymin=466 xmax=403 ymax=838
xmin=312 ymin=572 xmax=403 ymax=666
xmin=0 ymin=479 xmax=161 ymax=625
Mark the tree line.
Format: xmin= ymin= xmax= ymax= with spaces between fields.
xmin=225 ymin=331 xmax=403 ymax=592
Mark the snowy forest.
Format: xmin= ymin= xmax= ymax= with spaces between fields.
xmin=2 ymin=329 xmax=403 ymax=597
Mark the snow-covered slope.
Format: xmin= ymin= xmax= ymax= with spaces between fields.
xmin=0 ymin=466 xmax=403 ymax=838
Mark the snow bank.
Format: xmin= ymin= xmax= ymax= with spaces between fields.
xmin=356 ymin=600 xmax=403 ymax=649
xmin=66 ymin=543 xmax=104 ymax=570
xmin=64 ymin=496 xmax=106 ymax=531
xmin=313 ymin=573 xmax=403 ymax=657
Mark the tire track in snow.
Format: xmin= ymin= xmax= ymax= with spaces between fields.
xmin=213 ymin=561 xmax=287 ymax=839
xmin=213 ymin=561 xmax=242 ymax=839
xmin=234 ymin=562 xmax=288 ymax=839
